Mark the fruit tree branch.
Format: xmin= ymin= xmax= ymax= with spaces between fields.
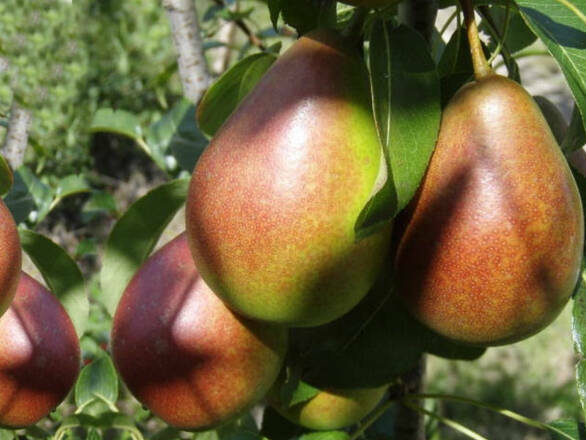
xmin=393 ymin=356 xmax=427 ymax=440
xmin=0 ymin=57 xmax=31 ymax=169
xmin=162 ymin=0 xmax=212 ymax=104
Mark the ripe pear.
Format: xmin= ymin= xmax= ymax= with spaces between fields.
xmin=394 ymin=74 xmax=584 ymax=346
xmin=0 ymin=272 xmax=80 ymax=428
xmin=270 ymin=385 xmax=387 ymax=431
xmin=186 ymin=29 xmax=391 ymax=327
xmin=111 ymin=233 xmax=288 ymax=430
xmin=0 ymin=199 xmax=21 ymax=318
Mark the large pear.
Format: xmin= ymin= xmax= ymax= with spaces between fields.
xmin=0 ymin=273 xmax=80 ymax=428
xmin=186 ymin=29 xmax=391 ymax=327
xmin=395 ymin=74 xmax=584 ymax=346
xmin=0 ymin=199 xmax=21 ymax=318
xmin=111 ymin=233 xmax=288 ymax=430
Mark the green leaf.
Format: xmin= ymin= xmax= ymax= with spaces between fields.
xmin=0 ymin=429 xmax=15 ymax=440
xmin=14 ymin=166 xmax=53 ymax=224
xmin=19 ymin=229 xmax=89 ymax=337
xmin=534 ymin=95 xmax=569 ymax=144
xmin=75 ymin=355 xmax=119 ymax=413
xmin=0 ymin=154 xmax=13 ymax=196
xmin=51 ymin=174 xmax=91 ymax=211
xmin=145 ymin=98 xmax=208 ymax=172
xmin=357 ymin=23 xmax=440 ymax=236
xmin=268 ymin=0 xmax=282 ymax=30
xmin=480 ymin=5 xmax=537 ymax=54
xmin=572 ymin=260 xmax=586 ymax=419
xmin=563 ymin=105 xmax=586 ymax=152
xmin=299 ymin=432 xmax=350 ymax=440
xmin=56 ymin=413 xmax=143 ymax=440
xmin=288 ymin=380 xmax=320 ymax=407
xmin=516 ymin=0 xmax=586 ymax=128
xmin=281 ymin=0 xmax=337 ymax=35
xmin=89 ymin=108 xmax=142 ymax=141
xmin=197 ymin=53 xmax=277 ymax=138
xmin=99 ymin=179 xmax=189 ymax=316
xmin=548 ymin=419 xmax=586 ymax=439
xmin=3 ymin=168 xmax=37 ymax=224
xmin=82 ymin=191 xmax=118 ymax=223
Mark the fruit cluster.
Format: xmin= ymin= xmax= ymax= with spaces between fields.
xmin=110 ymin=26 xmax=583 ymax=432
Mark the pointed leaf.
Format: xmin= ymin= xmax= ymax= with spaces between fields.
xmin=19 ymin=229 xmax=89 ymax=337
xmin=99 ymin=179 xmax=189 ymax=316
xmin=197 ymin=53 xmax=277 ymax=138
xmin=516 ymin=0 xmax=586 ymax=128
xmin=357 ymin=23 xmax=440 ymax=236
xmin=75 ymin=355 xmax=119 ymax=413
xmin=563 ymin=105 xmax=586 ymax=152
xmin=89 ymin=108 xmax=142 ymax=141
xmin=0 ymin=154 xmax=13 ymax=196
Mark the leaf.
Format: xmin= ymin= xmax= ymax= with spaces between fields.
xmin=356 ymin=23 xmax=441 ymax=237
xmin=268 ymin=0 xmax=282 ymax=30
xmin=0 ymin=154 xmax=13 ymax=196
xmin=299 ymin=432 xmax=350 ymax=440
xmin=281 ymin=0 xmax=337 ymax=35
xmin=563 ymin=104 xmax=586 ymax=152
xmin=89 ymin=108 xmax=142 ymax=141
xmin=51 ymin=174 xmax=91 ymax=211
xmin=19 ymin=229 xmax=89 ymax=337
xmin=14 ymin=166 xmax=53 ymax=224
xmin=56 ymin=413 xmax=143 ymax=440
xmin=75 ymin=355 xmax=119 ymax=413
xmin=577 ymin=361 xmax=586 ymax=422
xmin=145 ymin=98 xmax=208 ymax=172
xmin=0 ymin=429 xmax=15 ymax=440
xmin=3 ymin=168 xmax=37 ymax=224
xmin=516 ymin=0 xmax=586 ymax=128
xmin=197 ymin=53 xmax=277 ymax=138
xmin=99 ymin=179 xmax=189 ymax=316
xmin=573 ymin=260 xmax=586 ymax=419
xmin=278 ymin=364 xmax=320 ymax=407
xmin=548 ymin=419 xmax=586 ymax=439
xmin=480 ymin=5 xmax=538 ymax=54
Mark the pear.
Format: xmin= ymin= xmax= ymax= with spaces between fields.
xmin=0 ymin=273 xmax=80 ymax=428
xmin=394 ymin=74 xmax=584 ymax=346
xmin=270 ymin=384 xmax=387 ymax=431
xmin=111 ymin=233 xmax=288 ymax=430
xmin=186 ymin=29 xmax=391 ymax=327
xmin=0 ymin=199 xmax=21 ymax=318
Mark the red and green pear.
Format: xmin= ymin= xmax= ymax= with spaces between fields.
xmin=395 ymin=74 xmax=584 ymax=346
xmin=270 ymin=385 xmax=387 ymax=431
xmin=0 ymin=199 xmax=21 ymax=318
xmin=111 ymin=233 xmax=288 ymax=430
xmin=186 ymin=29 xmax=391 ymax=327
xmin=0 ymin=272 xmax=80 ymax=428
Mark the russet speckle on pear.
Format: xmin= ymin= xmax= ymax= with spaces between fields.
xmin=395 ymin=74 xmax=584 ymax=346
xmin=111 ymin=233 xmax=288 ymax=430
xmin=0 ymin=199 xmax=21 ymax=318
xmin=186 ymin=29 xmax=391 ymax=327
xmin=0 ymin=272 xmax=80 ymax=428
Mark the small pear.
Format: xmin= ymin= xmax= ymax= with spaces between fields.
xmin=0 ymin=273 xmax=80 ymax=428
xmin=0 ymin=199 xmax=21 ymax=318
xmin=186 ymin=28 xmax=391 ymax=327
xmin=111 ymin=233 xmax=288 ymax=430
xmin=395 ymin=74 xmax=584 ymax=346
xmin=270 ymin=385 xmax=387 ymax=431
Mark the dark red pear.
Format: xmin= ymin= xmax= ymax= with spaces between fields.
xmin=111 ymin=233 xmax=288 ymax=430
xmin=0 ymin=199 xmax=21 ymax=318
xmin=394 ymin=74 xmax=584 ymax=346
xmin=0 ymin=272 xmax=80 ymax=428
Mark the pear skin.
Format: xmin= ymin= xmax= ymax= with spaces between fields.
xmin=0 ymin=273 xmax=80 ymax=428
xmin=271 ymin=386 xmax=387 ymax=431
xmin=395 ymin=74 xmax=584 ymax=346
xmin=111 ymin=233 xmax=288 ymax=430
xmin=186 ymin=29 xmax=391 ymax=327
xmin=0 ymin=199 xmax=21 ymax=318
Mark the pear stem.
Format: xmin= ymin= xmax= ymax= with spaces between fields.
xmin=460 ymin=0 xmax=492 ymax=80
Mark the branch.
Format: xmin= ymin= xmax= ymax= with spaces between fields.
xmin=212 ymin=0 xmax=266 ymax=51
xmin=162 ymin=0 xmax=212 ymax=104
xmin=392 ymin=356 xmax=427 ymax=440
xmin=0 ymin=58 xmax=31 ymax=169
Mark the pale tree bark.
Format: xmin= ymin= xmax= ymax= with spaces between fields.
xmin=0 ymin=58 xmax=31 ymax=170
xmin=162 ymin=0 xmax=212 ymax=104
xmin=211 ymin=21 xmax=237 ymax=75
